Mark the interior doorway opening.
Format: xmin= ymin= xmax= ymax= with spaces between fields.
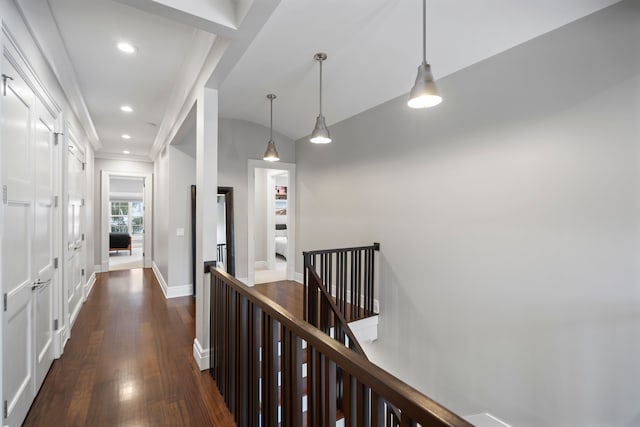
xmin=108 ymin=176 xmax=145 ymax=271
xmin=100 ymin=171 xmax=153 ymax=272
xmin=254 ymin=168 xmax=290 ymax=284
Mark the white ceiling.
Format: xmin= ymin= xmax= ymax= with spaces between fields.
xmin=47 ymin=0 xmax=207 ymax=159
xmin=22 ymin=0 xmax=623 ymax=160
xmin=218 ymin=0 xmax=622 ymax=141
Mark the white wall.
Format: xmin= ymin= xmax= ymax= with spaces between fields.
xmin=295 ymin=2 xmax=640 ymax=426
xmin=153 ymin=149 xmax=170 ymax=281
xmin=152 ymin=125 xmax=197 ymax=295
xmin=110 ymin=176 xmax=144 ymax=194
xmin=218 ymin=118 xmax=296 ymax=279
xmin=94 ymin=158 xmax=154 ymax=268
xmin=253 ymin=168 xmax=268 ymax=262
xmin=167 ymin=146 xmax=196 ymax=288
xmin=275 ymin=174 xmax=288 ymax=188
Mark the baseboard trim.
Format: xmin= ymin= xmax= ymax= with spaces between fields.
xmin=167 ymin=284 xmax=192 ymax=298
xmin=464 ymin=413 xmax=512 ymax=427
xmin=69 ymin=299 xmax=82 ymax=330
xmin=152 ymin=261 xmax=169 ymax=298
xmin=94 ymin=264 xmax=102 ymax=273
xmin=54 ymin=327 xmax=66 ymax=358
xmin=294 ymin=272 xmax=303 ymax=284
xmin=84 ymin=272 xmax=96 ymax=301
xmin=349 ymin=314 xmax=379 ymax=343
xmin=193 ymin=338 xmax=210 ymax=371
xmin=152 ymin=262 xmax=192 ymax=298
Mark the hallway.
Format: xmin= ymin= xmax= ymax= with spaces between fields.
xmin=23 ymin=269 xmax=234 ymax=426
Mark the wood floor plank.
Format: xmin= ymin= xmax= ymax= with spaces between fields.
xmin=23 ymin=268 xmax=235 ymax=426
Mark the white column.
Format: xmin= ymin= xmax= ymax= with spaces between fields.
xmin=193 ymin=87 xmax=218 ymax=370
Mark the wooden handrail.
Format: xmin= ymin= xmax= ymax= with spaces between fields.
xmin=209 ymin=266 xmax=471 ymax=427
xmin=306 ymin=265 xmax=366 ymax=356
xmin=303 ymin=242 xmax=380 ymax=255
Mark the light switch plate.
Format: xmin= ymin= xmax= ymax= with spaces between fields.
xmin=176 ymin=228 xmax=185 ymax=236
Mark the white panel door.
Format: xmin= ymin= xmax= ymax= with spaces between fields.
xmin=66 ymin=139 xmax=84 ymax=328
xmin=32 ymin=99 xmax=56 ymax=391
xmin=1 ymin=61 xmax=35 ymax=427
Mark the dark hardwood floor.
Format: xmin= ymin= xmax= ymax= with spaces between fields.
xmin=254 ymin=280 xmax=370 ymax=322
xmin=23 ymin=268 xmax=235 ymax=427
xmin=254 ymin=280 xmax=305 ymax=319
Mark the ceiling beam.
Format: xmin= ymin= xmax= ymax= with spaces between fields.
xmin=113 ymin=0 xmax=240 ymax=38
xmin=206 ymin=0 xmax=280 ymax=89
xmin=146 ymin=0 xmax=281 ymax=160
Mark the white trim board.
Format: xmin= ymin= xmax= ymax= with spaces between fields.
xmin=464 ymin=413 xmax=512 ymax=427
xmin=84 ymin=272 xmax=96 ymax=301
xmin=152 ymin=261 xmax=192 ymax=299
xmin=193 ymin=338 xmax=210 ymax=371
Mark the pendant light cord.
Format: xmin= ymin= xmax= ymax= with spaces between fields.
xmin=319 ymin=59 xmax=323 ymax=115
xmin=422 ymin=0 xmax=426 ymax=64
xmin=270 ymin=97 xmax=273 ymax=140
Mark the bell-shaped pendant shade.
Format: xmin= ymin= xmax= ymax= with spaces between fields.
xmin=408 ymin=61 xmax=442 ymax=109
xmin=263 ymin=140 xmax=279 ymax=162
xmin=310 ymin=52 xmax=332 ymax=144
xmin=263 ymin=93 xmax=280 ymax=161
xmin=310 ymin=115 xmax=331 ymax=144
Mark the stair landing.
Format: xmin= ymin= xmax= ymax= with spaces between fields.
xmin=254 ymin=280 xmax=379 ymax=343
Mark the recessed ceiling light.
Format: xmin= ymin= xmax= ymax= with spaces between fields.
xmin=122 ymin=150 xmax=130 ymax=154
xmin=120 ymin=105 xmax=133 ymax=113
xmin=121 ymin=134 xmax=131 ymax=140
xmin=117 ymin=42 xmax=136 ymax=54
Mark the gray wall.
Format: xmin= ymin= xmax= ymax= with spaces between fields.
xmin=254 ymin=168 xmax=269 ymax=263
xmin=153 ymin=149 xmax=169 ymax=280
xmin=167 ymin=146 xmax=196 ymax=287
xmin=152 ymin=137 xmax=196 ymax=290
xmin=218 ymin=118 xmax=296 ymax=279
xmin=295 ymin=2 xmax=640 ymax=426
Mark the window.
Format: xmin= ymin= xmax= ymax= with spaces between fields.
xmin=131 ymin=201 xmax=144 ymax=235
xmin=110 ymin=201 xmax=143 ymax=235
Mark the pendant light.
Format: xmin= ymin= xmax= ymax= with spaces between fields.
xmin=408 ymin=0 xmax=442 ymax=109
xmin=263 ymin=94 xmax=280 ymax=162
xmin=310 ymin=52 xmax=332 ymax=144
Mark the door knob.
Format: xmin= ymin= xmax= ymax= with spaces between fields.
xmin=32 ymin=278 xmax=51 ymax=291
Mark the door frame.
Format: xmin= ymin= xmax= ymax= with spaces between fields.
xmin=100 ymin=170 xmax=153 ymax=271
xmin=247 ymin=160 xmax=296 ymax=286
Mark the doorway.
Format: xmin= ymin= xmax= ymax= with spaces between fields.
xmin=247 ymin=160 xmax=296 ymax=286
xmin=100 ymin=171 xmax=152 ymax=272
xmin=108 ymin=176 xmax=144 ymax=271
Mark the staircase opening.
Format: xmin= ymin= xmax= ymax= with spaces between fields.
xmin=207 ymin=243 xmax=471 ymax=426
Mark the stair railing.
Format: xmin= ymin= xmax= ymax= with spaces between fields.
xmin=303 ymin=243 xmax=379 ymax=322
xmin=305 ymin=265 xmax=365 ymax=355
xmin=209 ymin=266 xmax=471 ymax=427
xmin=305 ymin=250 xmax=403 ymax=424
